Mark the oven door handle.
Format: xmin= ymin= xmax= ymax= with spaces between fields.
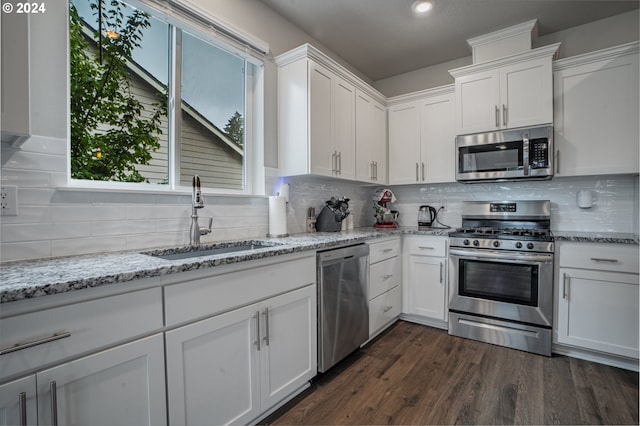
xmin=449 ymin=248 xmax=553 ymax=264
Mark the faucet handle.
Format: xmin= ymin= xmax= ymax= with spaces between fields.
xmin=200 ymin=217 xmax=213 ymax=236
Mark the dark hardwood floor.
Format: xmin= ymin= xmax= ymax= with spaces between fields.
xmin=263 ymin=321 xmax=639 ymax=425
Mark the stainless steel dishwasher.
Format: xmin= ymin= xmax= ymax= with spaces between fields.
xmin=317 ymin=243 xmax=369 ymax=373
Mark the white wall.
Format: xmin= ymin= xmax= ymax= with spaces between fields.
xmin=374 ymin=10 xmax=640 ymax=97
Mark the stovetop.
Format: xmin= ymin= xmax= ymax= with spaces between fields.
xmin=450 ymin=227 xmax=553 ymax=241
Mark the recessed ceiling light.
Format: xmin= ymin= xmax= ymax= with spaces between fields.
xmin=412 ymin=0 xmax=433 ymax=15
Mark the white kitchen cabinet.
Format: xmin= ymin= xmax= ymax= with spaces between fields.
xmin=356 ymin=89 xmax=387 ymax=183
xmin=165 ymin=285 xmax=316 ymax=426
xmin=402 ymin=236 xmax=448 ymax=328
xmin=450 ymin=44 xmax=558 ymax=135
xmin=556 ymin=242 xmax=639 ymax=360
xmin=553 ymin=42 xmax=639 ymax=177
xmin=388 ymin=87 xmax=455 ymax=185
xmin=36 ymin=334 xmax=166 ymax=426
xmin=1 ymin=11 xmax=30 ymax=146
xmin=367 ymin=238 xmax=401 ymax=338
xmin=0 ymin=375 xmax=37 ymax=426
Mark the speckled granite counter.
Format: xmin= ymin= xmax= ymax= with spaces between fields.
xmin=0 ymin=227 xmax=451 ymax=304
xmin=553 ymin=231 xmax=639 ymax=245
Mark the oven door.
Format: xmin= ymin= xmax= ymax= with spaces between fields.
xmin=448 ymin=248 xmax=553 ymax=327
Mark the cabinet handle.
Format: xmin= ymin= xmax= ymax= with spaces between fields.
xmin=383 ymin=274 xmax=393 ymax=280
xmin=418 ymin=246 xmax=435 ymax=250
xmin=421 ymin=162 xmax=425 ymax=181
xmin=263 ymin=307 xmax=270 ymax=346
xmin=415 ymin=163 xmax=419 ymax=181
xmin=382 ymin=248 xmax=394 ymax=253
xmin=439 ymin=262 xmax=443 ymax=283
xmin=562 ymin=273 xmax=569 ymax=299
xmin=337 ymin=152 xmax=342 ymax=175
xmin=0 ymin=332 xmax=71 ymax=355
xmin=503 ymin=104 xmax=507 ymax=127
xmin=383 ymin=305 xmax=393 ymax=313
xmin=19 ymin=392 xmax=27 ymax=426
xmin=254 ymin=311 xmax=261 ymax=351
xmin=370 ymin=162 xmax=374 ymax=180
xmin=556 ymin=150 xmax=560 ymax=174
xmin=374 ymin=161 xmax=378 ymax=180
xmin=495 ymin=105 xmax=500 ymax=127
xmin=50 ymin=381 xmax=58 ymax=426
xmin=590 ymin=257 xmax=619 ymax=263
xmin=331 ymin=152 xmax=336 ymax=173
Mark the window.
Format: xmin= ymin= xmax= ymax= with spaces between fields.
xmin=69 ymin=0 xmax=262 ymax=193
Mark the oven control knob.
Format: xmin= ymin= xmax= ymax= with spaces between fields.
xmin=473 ymin=240 xmax=480 ymax=247
xmin=527 ymin=242 xmax=535 ymax=250
xmin=463 ymin=239 xmax=470 ymax=246
xmin=493 ymin=240 xmax=500 ymax=248
xmin=515 ymin=242 xmax=523 ymax=249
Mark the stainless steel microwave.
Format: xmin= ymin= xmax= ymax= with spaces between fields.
xmin=456 ymin=125 xmax=553 ymax=183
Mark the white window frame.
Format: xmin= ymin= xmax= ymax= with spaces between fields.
xmin=66 ymin=0 xmax=267 ymax=196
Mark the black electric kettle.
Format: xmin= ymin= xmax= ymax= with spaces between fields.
xmin=418 ymin=205 xmax=437 ymax=227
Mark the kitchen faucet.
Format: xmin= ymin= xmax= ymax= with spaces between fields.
xmin=190 ymin=175 xmax=212 ymax=245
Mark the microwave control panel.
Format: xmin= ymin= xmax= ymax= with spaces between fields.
xmin=530 ymin=138 xmax=550 ymax=169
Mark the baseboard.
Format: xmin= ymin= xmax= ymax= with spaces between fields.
xmin=400 ymin=313 xmax=448 ymax=330
xmin=552 ymin=344 xmax=639 ymax=372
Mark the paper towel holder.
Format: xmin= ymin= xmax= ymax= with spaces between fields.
xmin=577 ymin=190 xmax=594 ymax=209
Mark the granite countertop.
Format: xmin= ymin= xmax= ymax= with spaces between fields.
xmin=1 ymin=227 xmax=635 ymax=304
xmin=0 ymin=227 xmax=450 ymax=304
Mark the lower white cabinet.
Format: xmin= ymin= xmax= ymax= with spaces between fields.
xmin=556 ymin=242 xmax=639 ymax=360
xmin=403 ymin=236 xmax=448 ymax=327
xmin=165 ymin=284 xmax=317 ymax=425
xmin=367 ymin=238 xmax=402 ymax=338
xmin=0 ymin=375 xmax=37 ymax=426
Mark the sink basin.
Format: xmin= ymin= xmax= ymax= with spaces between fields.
xmin=143 ymin=241 xmax=281 ymax=261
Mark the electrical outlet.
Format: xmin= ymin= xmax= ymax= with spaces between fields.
xmin=1 ymin=186 xmax=18 ymax=216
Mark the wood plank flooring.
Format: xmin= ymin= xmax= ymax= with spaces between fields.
xmin=263 ymin=321 xmax=639 ymax=425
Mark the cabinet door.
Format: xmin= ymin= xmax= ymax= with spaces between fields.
xmin=260 ymin=285 xmax=317 ymax=409
xmin=309 ymin=62 xmax=335 ymax=177
xmin=407 ymin=255 xmax=447 ymax=321
xmin=0 ymin=375 xmax=37 ymax=426
xmin=166 ymin=304 xmax=261 ymax=426
xmin=372 ymin=101 xmax=388 ymax=183
xmin=500 ymin=57 xmax=553 ymax=129
xmin=333 ymin=75 xmax=356 ymax=180
xmin=37 ymin=334 xmax=166 ymax=426
xmin=420 ymin=92 xmax=456 ymax=183
xmin=554 ymin=50 xmax=639 ymax=176
xmin=388 ymin=101 xmax=421 ymax=184
xmin=557 ymin=268 xmax=639 ymax=359
xmin=356 ymin=91 xmax=387 ymax=183
xmin=455 ymin=69 xmax=500 ymax=134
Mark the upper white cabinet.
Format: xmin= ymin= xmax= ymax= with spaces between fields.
xmin=1 ymin=12 xmax=31 ymax=146
xmin=553 ymin=42 xmax=639 ymax=177
xmin=388 ymin=87 xmax=456 ymax=184
xmin=356 ymin=90 xmax=387 ymax=183
xmin=450 ymin=44 xmax=559 ymax=135
xmin=276 ymin=44 xmax=387 ymax=182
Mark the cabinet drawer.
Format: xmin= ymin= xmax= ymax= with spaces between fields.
xmin=0 ymin=287 xmax=163 ymax=381
xmin=369 ymin=286 xmax=401 ymax=337
xmin=559 ymin=242 xmax=639 ymax=274
xmin=406 ymin=236 xmax=448 ymax=257
xmin=369 ymin=238 xmax=400 ymax=264
xmin=164 ymin=254 xmax=316 ymax=326
xmin=370 ymin=256 xmax=401 ymax=300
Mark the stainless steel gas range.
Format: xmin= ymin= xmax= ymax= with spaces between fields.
xmin=448 ymin=200 xmax=554 ymax=356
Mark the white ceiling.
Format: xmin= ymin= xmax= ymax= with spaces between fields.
xmin=261 ymin=0 xmax=639 ymax=81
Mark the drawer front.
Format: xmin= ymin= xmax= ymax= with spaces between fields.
xmin=369 ymin=238 xmax=400 ymax=264
xmin=369 ymin=286 xmax=401 ymax=337
xmin=164 ymin=254 xmax=316 ymax=326
xmin=369 ymin=256 xmax=401 ymax=300
xmin=0 ymin=287 xmax=163 ymax=381
xmin=559 ymin=242 xmax=639 ymax=274
xmin=406 ymin=236 xmax=448 ymax=257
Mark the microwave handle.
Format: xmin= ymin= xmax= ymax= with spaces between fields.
xmin=523 ymin=133 xmax=530 ymax=176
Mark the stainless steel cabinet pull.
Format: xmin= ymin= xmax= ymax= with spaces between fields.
xmin=439 ymin=262 xmax=443 ymax=283
xmin=383 ymin=274 xmax=393 ymax=280
xmin=371 ymin=162 xmax=375 ymax=180
xmin=590 ymin=257 xmax=619 ymax=263
xmin=263 ymin=307 xmax=270 ymax=346
xmin=331 ymin=152 xmax=336 ymax=173
xmin=254 ymin=311 xmax=261 ymax=351
xmin=0 ymin=332 xmax=71 ymax=355
xmin=418 ymin=246 xmax=435 ymax=250
xmin=382 ymin=248 xmax=394 ymax=252
xmin=502 ymin=104 xmax=507 ymax=127
xmin=19 ymin=392 xmax=27 ymax=426
xmin=495 ymin=105 xmax=500 ymax=127
xmin=383 ymin=305 xmax=393 ymax=313
xmin=556 ymin=150 xmax=560 ymax=174
xmin=50 ymin=381 xmax=58 ymax=426
xmin=415 ymin=163 xmax=419 ymax=181
xmin=421 ymin=162 xmax=425 ymax=181
xmin=374 ymin=161 xmax=378 ymax=180
xmin=562 ymin=273 xmax=569 ymax=299
xmin=337 ymin=152 xmax=342 ymax=175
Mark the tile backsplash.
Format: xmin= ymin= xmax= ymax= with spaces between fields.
xmin=1 ymin=135 xmax=638 ymax=262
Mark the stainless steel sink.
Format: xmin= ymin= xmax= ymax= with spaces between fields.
xmin=143 ymin=241 xmax=281 ymax=261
